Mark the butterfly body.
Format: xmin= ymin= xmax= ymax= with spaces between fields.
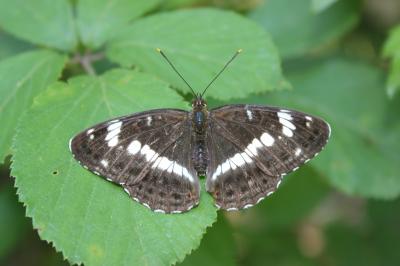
xmin=191 ymin=97 xmax=209 ymax=176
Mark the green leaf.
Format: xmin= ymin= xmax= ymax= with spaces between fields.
xmin=0 ymin=178 xmax=31 ymax=260
xmin=249 ymin=0 xmax=360 ymax=58
xmin=311 ymin=0 xmax=338 ymax=13
xmin=12 ymin=69 xmax=217 ymax=266
xmin=159 ymin=0 xmax=202 ymax=10
xmin=383 ymin=25 xmax=400 ymax=97
xmin=0 ymin=0 xmax=77 ymax=51
xmin=107 ymin=8 xmax=288 ymax=100
xmin=0 ymin=31 xmax=33 ymax=60
xmin=234 ymin=58 xmax=400 ymax=199
xmin=0 ymin=50 xmax=67 ymax=163
xmin=76 ymin=0 xmax=162 ymax=49
xmin=180 ymin=215 xmax=235 ymax=266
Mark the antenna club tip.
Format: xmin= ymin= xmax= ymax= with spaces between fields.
xmin=237 ymin=48 xmax=243 ymax=53
xmin=156 ymin=48 xmax=161 ymax=53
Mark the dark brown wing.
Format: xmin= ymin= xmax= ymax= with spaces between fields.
xmin=70 ymin=109 xmax=199 ymax=214
xmin=206 ymin=104 xmax=330 ymax=210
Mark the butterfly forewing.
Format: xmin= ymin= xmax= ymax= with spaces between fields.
xmin=70 ymin=109 xmax=200 ymax=214
xmin=206 ymin=104 xmax=330 ymax=210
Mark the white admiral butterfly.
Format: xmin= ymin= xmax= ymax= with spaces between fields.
xmin=70 ymin=49 xmax=330 ymax=214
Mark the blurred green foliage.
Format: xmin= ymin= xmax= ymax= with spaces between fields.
xmin=0 ymin=0 xmax=399 ymax=265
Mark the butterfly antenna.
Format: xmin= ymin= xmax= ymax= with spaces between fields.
xmin=201 ymin=49 xmax=243 ymax=97
xmin=156 ymin=48 xmax=197 ymax=97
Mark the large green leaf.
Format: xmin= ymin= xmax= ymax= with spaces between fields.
xmin=76 ymin=0 xmax=162 ymax=49
xmin=0 ymin=50 xmax=67 ymax=162
xmin=249 ymin=0 xmax=360 ymax=59
xmin=0 ymin=0 xmax=77 ymax=51
xmin=12 ymin=69 xmax=217 ymax=266
xmin=231 ymin=58 xmax=400 ymax=199
xmin=107 ymin=8 xmax=287 ymax=100
xmin=383 ymin=25 xmax=400 ymax=98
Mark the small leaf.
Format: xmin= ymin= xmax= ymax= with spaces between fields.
xmin=235 ymin=58 xmax=400 ymax=199
xmin=249 ymin=0 xmax=360 ymax=58
xmin=107 ymin=8 xmax=287 ymax=100
xmin=383 ymin=25 xmax=400 ymax=98
xmin=311 ymin=0 xmax=338 ymax=13
xmin=0 ymin=0 xmax=77 ymax=51
xmin=179 ymin=215 xmax=235 ymax=266
xmin=12 ymin=69 xmax=217 ymax=266
xmin=0 ymin=31 xmax=33 ymax=60
xmin=0 ymin=50 xmax=67 ymax=162
xmin=76 ymin=0 xmax=162 ymax=49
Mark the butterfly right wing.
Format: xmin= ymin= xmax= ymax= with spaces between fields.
xmin=70 ymin=109 xmax=200 ymax=214
xmin=206 ymin=104 xmax=330 ymax=210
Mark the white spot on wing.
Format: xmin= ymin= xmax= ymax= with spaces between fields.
xmin=87 ymin=128 xmax=94 ymax=135
xmin=282 ymin=127 xmax=293 ymax=137
xmin=140 ymin=145 xmax=157 ymax=162
xmin=127 ymin=140 xmax=141 ymax=155
xmin=221 ymin=160 xmax=231 ymax=174
xmin=68 ymin=138 xmax=72 ymax=152
xmin=101 ymin=159 xmax=108 ymax=167
xmin=105 ymin=121 xmax=122 ymax=147
xmin=89 ymin=134 xmax=94 ymax=140
xmin=306 ymin=116 xmax=312 ymax=121
xmin=278 ymin=112 xmax=293 ymax=120
xmin=295 ymin=148 xmax=302 ymax=156
xmin=107 ymin=121 xmax=122 ymax=131
xmin=227 ymin=207 xmax=238 ymax=211
xmin=138 ymin=145 xmax=195 ymax=183
xmin=246 ymin=109 xmax=253 ymax=120
xmin=108 ymin=138 xmax=118 ymax=147
xmin=260 ymin=132 xmax=275 ymax=146
xmin=279 ymin=117 xmax=296 ymax=130
xmin=146 ymin=116 xmax=152 ymax=126
xmin=154 ymin=209 xmax=165 ymax=214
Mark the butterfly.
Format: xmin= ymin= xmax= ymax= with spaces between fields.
xmin=70 ymin=49 xmax=330 ymax=214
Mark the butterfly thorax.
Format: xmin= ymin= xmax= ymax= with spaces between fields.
xmin=191 ymin=97 xmax=209 ymax=175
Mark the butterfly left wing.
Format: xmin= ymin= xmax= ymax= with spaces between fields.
xmin=206 ymin=104 xmax=330 ymax=210
xmin=70 ymin=109 xmax=200 ymax=214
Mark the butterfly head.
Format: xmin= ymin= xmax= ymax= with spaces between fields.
xmin=192 ymin=94 xmax=207 ymax=111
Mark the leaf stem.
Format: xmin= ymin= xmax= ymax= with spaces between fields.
xmin=71 ymin=52 xmax=104 ymax=76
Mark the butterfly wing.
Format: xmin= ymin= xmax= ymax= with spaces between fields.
xmin=206 ymin=104 xmax=330 ymax=210
xmin=70 ymin=109 xmax=200 ymax=214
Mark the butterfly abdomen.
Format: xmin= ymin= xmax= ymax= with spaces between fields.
xmin=191 ymin=106 xmax=209 ymax=176
xmin=193 ymin=141 xmax=208 ymax=176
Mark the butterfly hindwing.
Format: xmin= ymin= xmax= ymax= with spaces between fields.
xmin=70 ymin=109 xmax=200 ymax=213
xmin=206 ymin=104 xmax=330 ymax=210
